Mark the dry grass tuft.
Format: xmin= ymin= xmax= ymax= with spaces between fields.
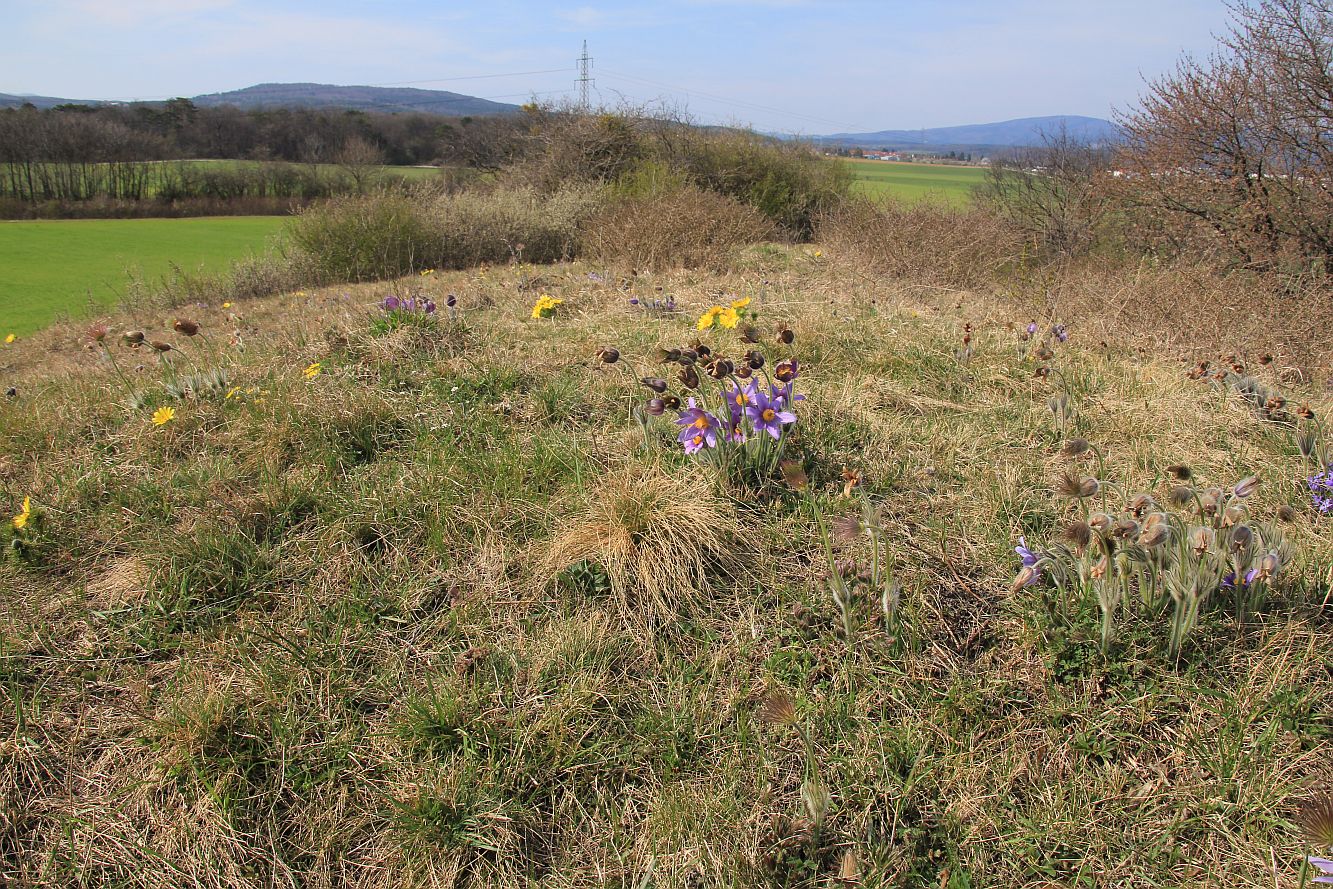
xmin=539 ymin=465 xmax=740 ymax=624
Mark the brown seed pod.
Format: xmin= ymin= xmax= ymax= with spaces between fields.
xmin=173 ymin=318 xmax=200 ymax=337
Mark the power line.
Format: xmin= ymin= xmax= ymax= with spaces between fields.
xmin=369 ymin=68 xmax=571 ymax=87
xmin=598 ymin=68 xmax=868 ymax=132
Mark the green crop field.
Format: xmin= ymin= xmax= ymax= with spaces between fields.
xmin=0 ymin=217 xmax=286 ymax=336
xmin=843 ymin=158 xmax=986 ymax=205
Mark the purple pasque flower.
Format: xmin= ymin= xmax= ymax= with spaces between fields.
xmin=1309 ymin=464 xmax=1333 ymax=514
xmin=1025 ymin=321 xmax=1038 ymax=337
xmin=675 ymin=399 xmax=722 ymax=454
xmin=383 ymin=295 xmax=401 ymax=311
xmin=1310 ymin=857 xmax=1333 ymax=884
xmin=722 ymin=382 xmax=751 ymax=443
xmin=1052 ymin=323 xmax=1069 ymax=343
xmin=744 ymin=385 xmax=796 ymax=440
xmin=1015 ymin=536 xmax=1039 ymax=567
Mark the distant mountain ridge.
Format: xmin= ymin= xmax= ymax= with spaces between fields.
xmin=0 ymin=83 xmax=522 ymax=116
xmin=815 ymin=115 xmax=1121 ymax=150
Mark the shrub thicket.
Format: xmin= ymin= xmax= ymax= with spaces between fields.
xmin=288 ymin=185 xmax=601 ymax=281
xmin=581 ymin=185 xmax=774 ymax=271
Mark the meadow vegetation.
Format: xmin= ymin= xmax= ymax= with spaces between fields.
xmin=3 ymin=4 xmax=1333 ymax=885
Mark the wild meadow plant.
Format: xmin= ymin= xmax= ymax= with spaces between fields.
xmin=1298 ymin=793 xmax=1333 ymax=885
xmin=629 ymin=297 xmax=802 ymax=485
xmin=1015 ymin=442 xmax=1296 ymax=654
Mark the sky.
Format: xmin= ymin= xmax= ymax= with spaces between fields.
xmin=1 ymin=0 xmax=1236 ymax=133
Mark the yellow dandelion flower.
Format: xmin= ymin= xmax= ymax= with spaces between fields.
xmin=420 ymin=268 xmax=435 ymax=276
xmin=222 ymin=301 xmax=233 ymax=309
xmin=730 ymin=296 xmax=751 ymax=310
xmin=295 ymin=290 xmax=307 ymax=297
xmin=152 ymin=406 xmax=175 ymax=426
xmin=696 ymin=306 xmax=724 ymax=330
xmin=304 ymin=362 xmax=322 ymax=379
xmin=13 ymin=496 xmax=31 ymax=530
xmin=717 ymin=307 xmax=740 ymax=329
xmin=224 ymin=387 xmax=240 ymax=400
xmin=4 ymin=334 xmax=14 ymax=344
xmin=813 ymin=250 xmax=823 ymax=258
xmin=530 ymin=295 xmax=563 ymax=319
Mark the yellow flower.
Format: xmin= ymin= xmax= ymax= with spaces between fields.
xmin=152 ymin=406 xmax=175 ymax=426
xmin=420 ymin=268 xmax=435 ymax=276
xmin=224 ymin=387 xmax=240 ymax=400
xmin=696 ymin=306 xmax=724 ymax=330
xmin=304 ymin=362 xmax=322 ymax=379
xmin=4 ymin=334 xmax=14 ymax=344
xmin=530 ymin=295 xmax=563 ymax=319
xmin=717 ymin=307 xmax=740 ymax=329
xmin=813 ymin=250 xmax=823 ymax=259
xmin=222 ymin=301 xmax=233 ymax=309
xmin=295 ymin=290 xmax=307 ymax=297
xmin=730 ymin=296 xmax=751 ymax=310
xmin=13 ymin=496 xmax=31 ymax=530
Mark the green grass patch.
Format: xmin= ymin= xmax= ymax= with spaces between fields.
xmin=0 ymin=216 xmax=286 ymax=334
xmin=842 ymin=159 xmax=985 ymax=206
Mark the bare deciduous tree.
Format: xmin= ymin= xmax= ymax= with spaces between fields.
xmin=1115 ymin=0 xmax=1333 ymax=272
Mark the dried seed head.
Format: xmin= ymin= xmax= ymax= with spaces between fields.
xmin=1232 ymin=476 xmax=1259 ymax=498
xmin=1297 ymin=429 xmax=1319 ymax=459
xmin=1296 ymin=794 xmax=1333 ymax=848
xmin=1129 ymin=493 xmax=1156 ymax=517
xmin=1199 ymin=487 xmax=1223 ymax=515
xmin=1169 ymin=485 xmax=1195 ymax=507
xmin=1188 ymin=526 xmax=1215 ymax=556
xmin=832 ymin=514 xmax=866 ymax=545
xmin=150 ymin=340 xmax=172 ymax=353
xmin=598 ymin=347 xmax=620 ymax=364
xmin=173 ymin=318 xmax=200 ymax=337
xmin=1114 ymin=519 xmax=1140 ymax=540
xmin=1011 ymin=565 xmax=1040 ymax=593
xmin=1256 ymin=551 xmax=1281 ymax=580
xmin=122 ymin=330 xmax=146 ymax=346
xmin=759 ymin=689 xmax=798 ymax=726
xmin=838 ymin=849 xmax=861 ymax=884
xmin=1276 ymin=504 xmax=1299 ymax=522
xmin=1139 ymin=523 xmax=1171 ymax=548
xmin=1062 ymin=438 xmax=1091 ymax=457
xmin=1062 ymin=520 xmax=1093 ymax=549
xmin=1167 ymin=464 xmax=1192 ymax=481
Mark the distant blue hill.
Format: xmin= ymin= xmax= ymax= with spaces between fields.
xmin=815 ymin=115 xmax=1122 ymax=149
xmin=0 ymin=83 xmax=522 ymax=116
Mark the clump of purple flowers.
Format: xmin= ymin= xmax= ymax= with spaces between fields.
xmin=1309 ymin=464 xmax=1333 ymax=515
xmin=382 ymin=295 xmax=436 ymax=315
xmin=629 ymin=294 xmax=678 ymax=314
xmin=634 ymin=321 xmax=802 ymax=481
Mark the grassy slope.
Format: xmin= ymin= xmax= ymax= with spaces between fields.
xmin=843 ymin=159 xmax=985 ymax=206
xmin=0 ymin=216 xmax=286 ymax=335
xmin=0 ymin=253 xmax=1329 ymax=888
